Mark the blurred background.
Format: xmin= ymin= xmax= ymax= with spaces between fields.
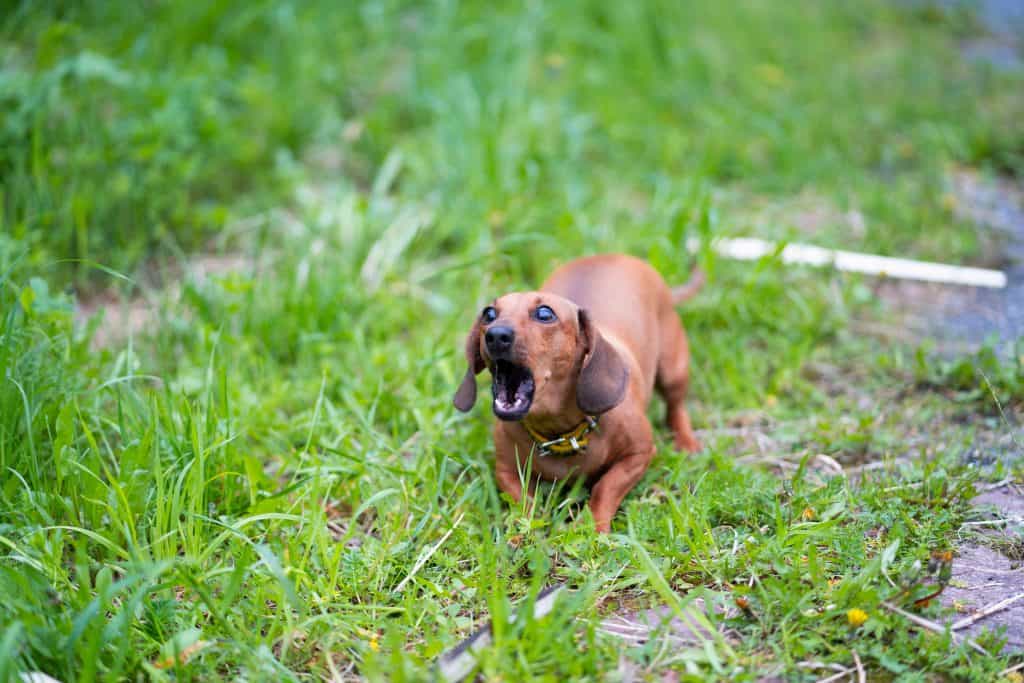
xmin=3 ymin=0 xmax=1022 ymax=284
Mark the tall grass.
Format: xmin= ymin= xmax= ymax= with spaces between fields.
xmin=3 ymin=0 xmax=1021 ymax=282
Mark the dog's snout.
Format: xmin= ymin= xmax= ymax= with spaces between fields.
xmin=485 ymin=325 xmax=515 ymax=353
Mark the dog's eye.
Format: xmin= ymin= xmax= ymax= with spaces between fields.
xmin=533 ymin=305 xmax=557 ymax=323
xmin=481 ymin=307 xmax=498 ymax=323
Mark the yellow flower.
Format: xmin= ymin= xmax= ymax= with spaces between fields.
xmin=487 ymin=210 xmax=506 ymax=228
xmin=545 ymin=53 xmax=566 ymax=69
xmin=801 ymin=507 xmax=815 ymax=521
xmin=847 ymin=608 xmax=868 ymax=627
xmin=369 ymin=634 xmax=380 ymax=652
xmin=755 ymin=63 xmax=785 ymax=85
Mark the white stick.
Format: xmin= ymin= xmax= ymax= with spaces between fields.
xmin=951 ymin=591 xmax=1024 ymax=631
xmin=881 ymin=601 xmax=989 ymax=655
xmin=852 ymin=650 xmax=866 ymax=683
xmin=437 ymin=584 xmax=566 ymax=682
xmin=815 ymin=667 xmax=855 ymax=683
xmin=686 ymin=237 xmax=1007 ymax=288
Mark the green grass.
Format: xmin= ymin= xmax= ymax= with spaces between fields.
xmin=4 ymin=0 xmax=1022 ymax=281
xmin=2 ymin=0 xmax=1024 ymax=680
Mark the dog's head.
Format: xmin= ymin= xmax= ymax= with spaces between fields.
xmin=453 ymin=292 xmax=629 ymax=421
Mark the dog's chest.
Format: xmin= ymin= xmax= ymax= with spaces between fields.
xmin=506 ymin=429 xmax=612 ymax=481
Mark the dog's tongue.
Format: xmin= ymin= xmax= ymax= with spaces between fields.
xmin=493 ymin=363 xmax=532 ymax=414
xmin=495 ymin=382 xmax=520 ymax=412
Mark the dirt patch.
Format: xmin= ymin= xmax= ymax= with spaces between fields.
xmin=869 ymin=169 xmax=1024 ymax=354
xmin=872 ymin=279 xmax=1019 ymax=348
xmin=75 ymin=289 xmax=158 ymax=350
xmin=916 ymin=0 xmax=1024 ymax=69
xmin=729 ymin=190 xmax=867 ymax=241
xmin=941 ymin=543 xmax=1024 ymax=652
xmin=74 ymin=253 xmax=256 ymax=349
xmin=949 ymin=170 xmax=1024 ymax=252
xmin=973 ymin=484 xmax=1024 ymax=517
xmin=599 ymin=600 xmax=739 ymax=649
xmin=601 ymin=600 xmax=740 ymax=682
xmin=937 ymin=483 xmax=1024 ymax=652
xmin=961 ymin=38 xmax=1023 ymax=70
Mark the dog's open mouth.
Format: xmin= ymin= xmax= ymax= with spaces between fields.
xmin=491 ymin=360 xmax=535 ymax=420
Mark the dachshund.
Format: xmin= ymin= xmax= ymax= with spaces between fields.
xmin=454 ymin=254 xmax=703 ymax=532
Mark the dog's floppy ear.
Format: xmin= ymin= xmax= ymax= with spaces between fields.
xmin=576 ymin=309 xmax=629 ymax=414
xmin=453 ymin=319 xmax=486 ymax=412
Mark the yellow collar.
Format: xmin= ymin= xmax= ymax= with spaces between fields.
xmin=522 ymin=416 xmax=599 ymax=457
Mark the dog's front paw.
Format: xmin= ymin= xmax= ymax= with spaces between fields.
xmin=675 ymin=432 xmax=701 ymax=453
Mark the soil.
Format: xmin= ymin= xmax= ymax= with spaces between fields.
xmin=941 ymin=484 xmax=1024 ymax=652
xmin=74 ymin=253 xmax=255 ymax=349
xmin=874 ymin=169 xmax=1024 ymax=354
xmin=943 ymin=544 xmax=1024 ymax=651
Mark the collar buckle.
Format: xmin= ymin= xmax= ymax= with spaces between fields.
xmin=528 ymin=415 xmax=600 ymax=458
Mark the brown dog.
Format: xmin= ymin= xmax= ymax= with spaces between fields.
xmin=453 ymin=254 xmax=703 ymax=532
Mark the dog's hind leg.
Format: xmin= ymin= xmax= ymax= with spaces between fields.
xmin=655 ymin=315 xmax=701 ymax=452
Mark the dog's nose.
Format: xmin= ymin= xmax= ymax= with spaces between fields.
xmin=485 ymin=326 xmax=515 ymax=353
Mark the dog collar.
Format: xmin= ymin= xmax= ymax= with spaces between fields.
xmin=522 ymin=415 xmax=599 ymax=457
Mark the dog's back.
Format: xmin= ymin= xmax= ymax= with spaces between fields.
xmin=541 ymin=254 xmax=695 ymax=385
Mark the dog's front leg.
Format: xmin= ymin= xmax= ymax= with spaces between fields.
xmin=588 ymin=447 xmax=654 ymax=533
xmin=494 ymin=436 xmax=536 ymax=504
xmin=495 ymin=456 xmax=525 ymax=503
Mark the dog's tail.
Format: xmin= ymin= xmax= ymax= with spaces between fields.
xmin=671 ymin=268 xmax=705 ymax=305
